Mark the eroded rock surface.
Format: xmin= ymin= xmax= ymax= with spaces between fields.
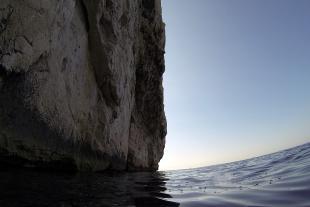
xmin=0 ymin=0 xmax=166 ymax=171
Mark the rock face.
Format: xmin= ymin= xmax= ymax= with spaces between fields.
xmin=0 ymin=0 xmax=166 ymax=171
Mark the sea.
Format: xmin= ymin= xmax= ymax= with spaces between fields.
xmin=0 ymin=143 xmax=309 ymax=207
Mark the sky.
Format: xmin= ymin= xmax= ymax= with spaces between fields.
xmin=159 ymin=0 xmax=310 ymax=171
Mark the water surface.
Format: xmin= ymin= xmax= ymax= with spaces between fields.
xmin=0 ymin=143 xmax=309 ymax=207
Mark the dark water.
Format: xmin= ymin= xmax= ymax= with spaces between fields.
xmin=0 ymin=143 xmax=309 ymax=207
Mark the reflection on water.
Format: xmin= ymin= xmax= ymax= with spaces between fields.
xmin=0 ymin=170 xmax=179 ymax=207
xmin=0 ymin=143 xmax=309 ymax=207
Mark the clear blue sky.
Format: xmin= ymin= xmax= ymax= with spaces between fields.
xmin=159 ymin=0 xmax=310 ymax=170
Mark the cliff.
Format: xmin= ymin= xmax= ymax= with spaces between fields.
xmin=0 ymin=0 xmax=166 ymax=171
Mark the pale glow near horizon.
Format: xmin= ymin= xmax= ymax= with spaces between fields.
xmin=159 ymin=0 xmax=310 ymax=171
